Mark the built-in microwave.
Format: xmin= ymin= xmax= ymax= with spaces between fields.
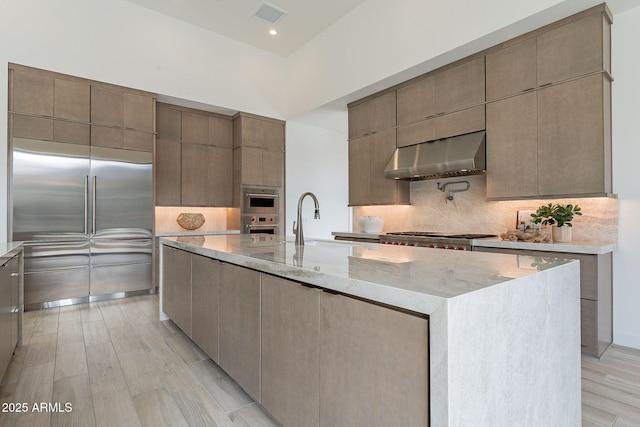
xmin=243 ymin=187 xmax=279 ymax=214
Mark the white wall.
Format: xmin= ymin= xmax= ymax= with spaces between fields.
xmin=285 ymin=118 xmax=349 ymax=240
xmin=0 ymin=0 xmax=287 ymax=242
xmin=611 ymin=7 xmax=640 ymax=349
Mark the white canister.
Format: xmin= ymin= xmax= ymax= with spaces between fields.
xmin=359 ymin=216 xmax=384 ymax=234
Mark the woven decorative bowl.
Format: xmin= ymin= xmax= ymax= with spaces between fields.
xmin=176 ymin=213 xmax=205 ymax=230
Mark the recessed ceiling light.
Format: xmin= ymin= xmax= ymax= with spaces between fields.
xmin=269 ymin=29 xmax=278 ymax=36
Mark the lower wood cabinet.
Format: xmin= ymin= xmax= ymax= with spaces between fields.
xmin=191 ymin=254 xmax=220 ymax=363
xmin=0 ymin=254 xmax=20 ymax=381
xmin=161 ymin=247 xmax=432 ymax=425
xmin=261 ymin=275 xmax=320 ymax=427
xmin=161 ymin=246 xmax=192 ymax=336
xmin=320 ymin=292 xmax=430 ymax=427
xmin=474 ymin=246 xmax=612 ymax=357
xmin=219 ymin=263 xmax=261 ymax=401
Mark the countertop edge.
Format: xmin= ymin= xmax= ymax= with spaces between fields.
xmin=155 ymin=230 xmax=241 ymax=237
xmin=472 ymin=238 xmax=617 ymax=255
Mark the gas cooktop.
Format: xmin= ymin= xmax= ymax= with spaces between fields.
xmin=386 ymin=232 xmax=497 ymax=239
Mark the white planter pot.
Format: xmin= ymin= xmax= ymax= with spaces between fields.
xmin=552 ymin=226 xmax=572 ymax=243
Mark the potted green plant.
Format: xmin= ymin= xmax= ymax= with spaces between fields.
xmin=530 ymin=203 xmax=582 ymax=243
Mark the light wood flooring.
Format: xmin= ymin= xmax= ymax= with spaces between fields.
xmin=1 ymin=294 xmax=639 ymax=427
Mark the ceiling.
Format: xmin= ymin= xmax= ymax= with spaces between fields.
xmin=125 ymin=0 xmax=367 ymax=57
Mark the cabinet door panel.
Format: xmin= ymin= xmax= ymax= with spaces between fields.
xmin=238 ymin=116 xmax=263 ymax=148
xmin=370 ymin=129 xmax=405 ymax=204
xmin=240 ymin=147 xmax=263 ymax=187
xmin=209 ymin=116 xmax=233 ymax=149
xmin=181 ymin=144 xmax=209 ymax=206
xmin=262 ymin=120 xmax=285 ymax=152
xmin=348 ymin=137 xmax=371 ymax=206
xmin=397 ymin=76 xmax=436 ymax=126
xmin=537 ymin=12 xmax=607 ymax=85
xmin=219 ymin=263 xmax=261 ymax=401
xmin=435 ymin=105 xmax=485 ymax=140
xmin=54 ymin=79 xmax=90 ymax=122
xmin=348 ymin=101 xmax=370 ymax=140
xmin=123 ymin=93 xmax=154 ymax=132
xmin=12 ymin=69 xmax=54 ymax=116
xmin=91 ymin=126 xmax=123 ymax=149
xmin=91 ymin=86 xmax=123 ymax=127
xmin=209 ymin=147 xmax=233 ymax=206
xmin=486 ymin=93 xmax=538 ymax=199
xmin=54 ymin=121 xmax=90 ymax=145
xmin=369 ymin=91 xmax=396 ymax=132
xmin=486 ymin=38 xmax=537 ymax=101
xmin=320 ymin=293 xmax=429 ymax=427
xmin=182 ymin=112 xmax=209 ymax=145
xmin=13 ymin=115 xmax=53 ymax=141
xmin=261 ymin=150 xmax=283 ymax=187
xmin=435 ymin=57 xmax=485 ymax=114
xmin=123 ymin=130 xmax=153 ymax=152
xmin=161 ymin=246 xmax=191 ymax=336
xmin=157 ymin=106 xmax=182 ymax=141
xmin=191 ymin=254 xmax=220 ymax=362
xmin=262 ymin=275 xmax=319 ymax=427
xmin=155 ymin=139 xmax=181 ymax=206
xmin=397 ymin=118 xmax=435 ymax=147
xmin=538 ymin=75 xmax=607 ymax=196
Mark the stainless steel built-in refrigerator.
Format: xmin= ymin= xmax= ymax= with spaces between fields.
xmin=11 ymin=138 xmax=153 ymax=309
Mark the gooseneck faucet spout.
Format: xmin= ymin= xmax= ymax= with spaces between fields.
xmin=293 ymin=192 xmax=320 ymax=246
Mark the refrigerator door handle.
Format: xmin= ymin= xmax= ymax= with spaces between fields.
xmin=84 ymin=175 xmax=89 ymax=235
xmin=92 ymin=175 xmax=97 ymax=236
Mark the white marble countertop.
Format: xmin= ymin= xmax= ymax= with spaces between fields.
xmin=331 ymin=231 xmax=616 ymax=255
xmin=471 ymin=237 xmax=616 ymax=254
xmin=160 ymin=234 xmax=574 ymax=315
xmin=155 ymin=230 xmax=240 ymax=237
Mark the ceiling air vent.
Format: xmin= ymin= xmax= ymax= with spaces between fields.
xmin=251 ymin=1 xmax=288 ymax=25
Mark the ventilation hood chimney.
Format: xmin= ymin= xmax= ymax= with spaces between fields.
xmin=384 ymin=131 xmax=486 ymax=180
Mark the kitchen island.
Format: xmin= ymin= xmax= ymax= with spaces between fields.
xmin=159 ymin=234 xmax=581 ymax=426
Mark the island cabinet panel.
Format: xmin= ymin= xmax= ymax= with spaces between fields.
xmin=537 ymin=11 xmax=611 ymax=86
xmin=218 ymin=263 xmax=261 ymax=401
xmin=485 ymin=38 xmax=537 ymax=101
xmin=161 ymin=246 xmax=192 ymax=337
xmin=0 ymin=254 xmax=20 ymax=381
xmin=486 ymin=92 xmax=539 ymax=199
xmin=261 ymin=275 xmax=320 ymax=427
xmin=537 ymin=73 xmax=611 ymax=196
xmin=320 ymin=292 xmax=430 ymax=427
xmin=191 ymin=254 xmax=220 ymax=363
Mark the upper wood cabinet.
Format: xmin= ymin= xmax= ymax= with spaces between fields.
xmin=434 ymin=57 xmax=485 ymax=115
xmin=348 ymin=92 xmax=396 ymax=140
xmin=91 ymin=86 xmax=154 ymax=132
xmin=11 ymin=68 xmax=54 ymax=116
xmin=348 ymin=129 xmax=409 ymax=206
xmin=397 ymin=76 xmax=436 ymax=126
xmin=487 ymin=73 xmax=611 ymax=199
xmin=155 ymin=103 xmax=234 ymax=207
xmin=537 ymin=10 xmax=611 ymax=86
xmin=537 ymin=73 xmax=611 ymax=196
xmin=486 ymin=38 xmax=537 ymax=101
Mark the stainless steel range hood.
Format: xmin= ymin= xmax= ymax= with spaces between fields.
xmin=384 ymin=131 xmax=486 ymax=180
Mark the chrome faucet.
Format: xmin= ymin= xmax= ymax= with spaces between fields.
xmin=293 ymin=192 xmax=320 ymax=245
